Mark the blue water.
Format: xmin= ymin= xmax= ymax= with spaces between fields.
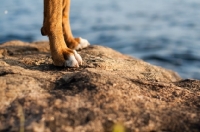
xmin=1 ymin=0 xmax=200 ymax=79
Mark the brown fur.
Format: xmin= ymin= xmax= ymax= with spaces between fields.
xmin=41 ymin=0 xmax=81 ymax=66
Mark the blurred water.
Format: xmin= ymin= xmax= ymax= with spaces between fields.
xmin=1 ymin=0 xmax=200 ymax=79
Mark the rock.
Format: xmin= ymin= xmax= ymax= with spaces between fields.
xmin=0 ymin=40 xmax=199 ymax=132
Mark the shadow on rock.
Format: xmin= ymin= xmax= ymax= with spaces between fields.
xmin=54 ymin=70 xmax=98 ymax=94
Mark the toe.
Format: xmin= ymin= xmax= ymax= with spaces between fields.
xmin=73 ymin=50 xmax=83 ymax=65
xmin=64 ymin=55 xmax=79 ymax=67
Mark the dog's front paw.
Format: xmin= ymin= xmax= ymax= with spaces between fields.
xmin=75 ymin=37 xmax=90 ymax=50
xmin=73 ymin=50 xmax=82 ymax=65
xmin=64 ymin=54 xmax=79 ymax=67
xmin=64 ymin=50 xmax=82 ymax=67
xmin=52 ymin=48 xmax=82 ymax=67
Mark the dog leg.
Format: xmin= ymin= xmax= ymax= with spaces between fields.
xmin=41 ymin=0 xmax=82 ymax=67
xmin=62 ymin=0 xmax=90 ymax=50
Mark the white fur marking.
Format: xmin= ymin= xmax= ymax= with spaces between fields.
xmin=64 ymin=55 xmax=79 ymax=67
xmin=76 ymin=37 xmax=90 ymax=50
xmin=73 ymin=50 xmax=82 ymax=65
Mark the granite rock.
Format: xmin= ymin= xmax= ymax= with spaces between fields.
xmin=0 ymin=40 xmax=199 ymax=132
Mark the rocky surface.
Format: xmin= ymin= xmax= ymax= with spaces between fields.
xmin=0 ymin=40 xmax=200 ymax=132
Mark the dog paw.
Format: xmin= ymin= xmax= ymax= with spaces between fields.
xmin=75 ymin=37 xmax=90 ymax=50
xmin=73 ymin=50 xmax=82 ymax=65
xmin=64 ymin=50 xmax=82 ymax=67
xmin=64 ymin=55 xmax=79 ymax=67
